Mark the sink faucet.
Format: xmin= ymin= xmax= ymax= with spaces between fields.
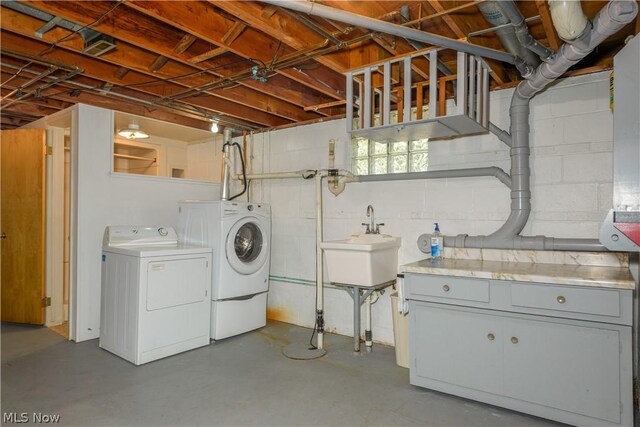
xmin=362 ymin=205 xmax=384 ymax=234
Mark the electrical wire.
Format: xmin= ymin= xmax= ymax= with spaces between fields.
xmin=227 ymin=142 xmax=248 ymax=201
xmin=269 ymin=41 xmax=283 ymax=69
xmin=2 ymin=1 xmax=123 ymax=94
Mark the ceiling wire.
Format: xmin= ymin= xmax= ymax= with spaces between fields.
xmin=1 ymin=1 xmax=125 ymax=91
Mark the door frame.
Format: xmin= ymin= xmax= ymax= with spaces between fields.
xmin=45 ymin=127 xmax=66 ymax=327
xmin=23 ymin=107 xmax=77 ymax=340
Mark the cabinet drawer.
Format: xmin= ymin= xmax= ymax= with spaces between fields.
xmin=407 ymin=275 xmax=489 ymax=303
xmin=510 ymin=283 xmax=620 ymax=317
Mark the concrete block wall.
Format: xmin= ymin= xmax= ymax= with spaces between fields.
xmin=251 ymin=72 xmax=614 ymax=345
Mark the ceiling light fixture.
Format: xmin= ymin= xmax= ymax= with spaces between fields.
xmin=117 ymin=123 xmax=149 ymax=140
xmin=210 ymin=120 xmax=219 ymax=133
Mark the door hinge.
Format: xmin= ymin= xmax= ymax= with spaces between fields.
xmin=41 ymin=297 xmax=51 ymax=307
xmin=46 ymin=146 xmax=53 ymax=156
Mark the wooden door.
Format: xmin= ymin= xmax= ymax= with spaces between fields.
xmin=1 ymin=129 xmax=47 ymax=324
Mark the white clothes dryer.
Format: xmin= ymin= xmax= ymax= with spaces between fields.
xmin=100 ymin=226 xmax=212 ymax=365
xmin=177 ymin=200 xmax=271 ymax=340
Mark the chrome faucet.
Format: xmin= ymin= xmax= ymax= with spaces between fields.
xmin=362 ymin=205 xmax=384 ymax=234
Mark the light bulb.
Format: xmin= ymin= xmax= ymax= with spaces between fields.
xmin=210 ymin=121 xmax=219 ymax=133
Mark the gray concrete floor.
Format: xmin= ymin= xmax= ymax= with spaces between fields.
xmin=2 ymin=321 xmax=561 ymax=426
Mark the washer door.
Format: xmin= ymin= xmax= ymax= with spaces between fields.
xmin=226 ymin=217 xmax=269 ymax=275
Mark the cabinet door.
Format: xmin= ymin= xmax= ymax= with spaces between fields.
xmin=503 ymin=317 xmax=621 ymax=424
xmin=413 ymin=304 xmax=503 ymax=395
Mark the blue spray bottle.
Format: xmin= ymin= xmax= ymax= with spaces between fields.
xmin=431 ymin=223 xmax=443 ymax=260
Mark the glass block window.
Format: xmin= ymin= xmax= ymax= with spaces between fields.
xmin=351 ymin=137 xmax=429 ymax=175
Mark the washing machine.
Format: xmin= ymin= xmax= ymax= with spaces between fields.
xmin=100 ymin=226 xmax=212 ymax=365
xmin=177 ymin=200 xmax=270 ymax=340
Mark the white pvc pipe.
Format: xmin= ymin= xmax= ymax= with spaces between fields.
xmin=315 ymin=173 xmax=324 ymax=349
xmin=232 ymin=170 xmax=315 ymax=180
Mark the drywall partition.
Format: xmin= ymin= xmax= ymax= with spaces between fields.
xmin=258 ymin=72 xmax=615 ymax=344
xmin=71 ymin=104 xmax=219 ymax=341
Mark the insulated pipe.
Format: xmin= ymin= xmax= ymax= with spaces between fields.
xmin=477 ymin=1 xmax=542 ymax=70
xmin=498 ymin=1 xmax=554 ymax=60
xmin=418 ymin=234 xmax=606 ymax=252
xmin=261 ymin=0 xmax=516 ymax=64
xmin=418 ymin=0 xmax=637 ymax=253
xmin=489 ymin=122 xmax=512 ymax=147
xmin=221 ymin=128 xmax=233 ymax=200
xmin=358 ymin=167 xmax=512 ymax=188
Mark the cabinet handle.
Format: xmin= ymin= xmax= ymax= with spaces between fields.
xmin=557 ymin=295 xmax=566 ymax=304
xmin=487 ymin=333 xmax=495 ymax=341
xmin=442 ymin=284 xmax=450 ymax=292
xmin=511 ymin=336 xmax=519 ymax=344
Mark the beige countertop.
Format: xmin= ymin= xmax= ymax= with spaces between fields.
xmin=402 ymin=257 xmax=636 ymax=290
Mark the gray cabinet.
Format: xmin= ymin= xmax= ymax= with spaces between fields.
xmin=407 ymin=274 xmax=633 ymax=427
xmin=414 ymin=306 xmax=503 ymax=395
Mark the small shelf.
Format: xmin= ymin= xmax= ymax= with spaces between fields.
xmin=113 ymin=140 xmax=159 ymax=176
xmin=114 ymin=152 xmax=157 ymax=162
xmin=350 ymin=115 xmax=488 ymax=143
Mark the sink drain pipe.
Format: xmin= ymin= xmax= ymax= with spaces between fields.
xmin=229 ymin=167 xmax=356 ymax=350
xmin=416 ymin=0 xmax=638 ymax=253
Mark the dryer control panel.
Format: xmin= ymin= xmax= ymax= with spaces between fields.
xmin=103 ymin=226 xmax=178 ymax=247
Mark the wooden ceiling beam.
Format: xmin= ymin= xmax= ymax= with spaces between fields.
xmin=188 ymin=47 xmax=228 ymax=64
xmin=148 ymin=56 xmax=169 ymax=72
xmin=0 ymin=30 xmax=288 ymax=128
xmin=121 ymin=0 xmax=346 ymax=99
xmin=19 ymin=1 xmax=340 ymax=113
xmin=535 ymin=0 xmax=561 ymax=51
xmin=173 ymin=33 xmax=198 ymax=54
xmin=0 ymin=70 xmax=223 ymax=130
xmin=210 ymin=0 xmax=350 ymax=73
xmin=0 ymin=7 xmax=323 ymax=122
xmin=427 ymin=0 xmax=509 ymax=86
xmin=0 ymin=90 xmax=62 ymax=117
xmin=221 ymin=21 xmax=247 ymax=46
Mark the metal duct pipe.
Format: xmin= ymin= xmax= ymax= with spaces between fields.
xmin=418 ymin=0 xmax=637 ymax=253
xmin=498 ymin=1 xmax=554 ymax=60
xmin=477 ymin=1 xmax=542 ymax=74
xmin=358 ymin=167 xmax=512 ymax=188
xmin=260 ymin=0 xmax=516 ymax=64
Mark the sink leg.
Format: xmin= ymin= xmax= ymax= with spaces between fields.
xmin=353 ymin=288 xmax=361 ymax=352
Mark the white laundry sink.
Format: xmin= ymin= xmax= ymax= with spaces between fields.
xmin=320 ymin=233 xmax=401 ymax=287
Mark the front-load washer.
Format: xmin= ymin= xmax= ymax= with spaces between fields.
xmin=100 ymin=226 xmax=212 ymax=365
xmin=177 ymin=200 xmax=270 ymax=340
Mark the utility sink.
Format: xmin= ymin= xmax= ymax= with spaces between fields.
xmin=320 ymin=233 xmax=401 ymax=287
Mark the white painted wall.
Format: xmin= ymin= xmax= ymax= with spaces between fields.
xmin=186 ymin=137 xmax=223 ymax=182
xmin=27 ymin=104 xmax=221 ymax=341
xmin=249 ymin=72 xmax=614 ymax=345
xmin=72 ymin=104 xmax=220 ymax=341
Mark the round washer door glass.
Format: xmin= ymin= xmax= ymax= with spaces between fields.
xmin=234 ymin=223 xmax=262 ymax=262
xmin=226 ymin=217 xmax=269 ymax=275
